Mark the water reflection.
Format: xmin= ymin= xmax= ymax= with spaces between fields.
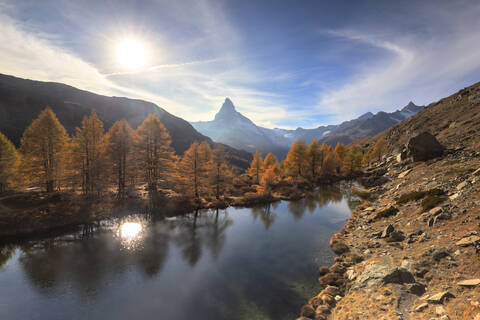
xmin=0 ymin=185 xmax=353 ymax=320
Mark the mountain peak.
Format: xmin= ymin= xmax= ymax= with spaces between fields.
xmin=215 ymin=98 xmax=238 ymax=120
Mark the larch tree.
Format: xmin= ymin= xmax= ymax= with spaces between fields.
xmin=135 ymin=114 xmax=175 ymax=192
xmin=259 ymin=163 xmax=280 ymax=195
xmin=343 ymin=147 xmax=363 ymax=175
xmin=371 ymin=137 xmax=386 ymax=161
xmin=284 ymin=139 xmax=308 ymax=178
xmin=71 ymin=110 xmax=106 ymax=195
xmin=307 ymin=139 xmax=322 ymax=181
xmin=19 ymin=108 xmax=68 ymax=192
xmin=263 ymin=152 xmax=278 ymax=169
xmin=0 ymin=132 xmax=18 ymax=193
xmin=322 ymin=147 xmax=341 ymax=176
xmin=177 ymin=141 xmax=213 ymax=200
xmin=105 ymin=119 xmax=136 ymax=197
xmin=248 ymin=150 xmax=264 ymax=184
xmin=334 ymin=143 xmax=347 ymax=161
xmin=211 ymin=147 xmax=232 ymax=199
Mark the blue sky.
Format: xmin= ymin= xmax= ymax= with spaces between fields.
xmin=1 ymin=0 xmax=480 ymax=129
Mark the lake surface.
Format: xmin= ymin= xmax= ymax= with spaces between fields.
xmin=0 ymin=186 xmax=355 ymax=320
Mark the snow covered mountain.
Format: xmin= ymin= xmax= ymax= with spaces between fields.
xmin=191 ymin=98 xmax=424 ymax=158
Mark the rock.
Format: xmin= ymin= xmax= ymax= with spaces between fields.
xmin=364 ymin=207 xmax=376 ymax=212
xmin=300 ymin=304 xmax=315 ymax=318
xmin=398 ymin=169 xmax=412 ymax=178
xmin=352 ymin=264 xmax=415 ymax=289
xmin=472 ymin=168 xmax=480 ymax=176
xmin=426 ymin=291 xmax=455 ymax=304
xmin=456 ymin=235 xmax=480 ymax=247
xmin=457 ymin=279 xmax=480 ymax=287
xmin=407 ymin=283 xmax=426 ymax=295
xmin=323 ymin=285 xmax=340 ymax=297
xmin=318 ymin=266 xmax=330 ymax=276
xmin=449 ymin=193 xmax=459 ymax=200
xmin=396 ymin=150 xmax=408 ymax=163
xmin=439 ymin=316 xmax=450 ymax=320
xmin=345 ymin=268 xmax=357 ymax=281
xmin=429 ymin=207 xmax=443 ymax=216
xmin=406 ymin=132 xmax=444 ymax=162
xmin=388 ymin=231 xmax=405 ymax=242
xmin=457 ymin=181 xmax=469 ymax=190
xmin=381 ymin=224 xmax=395 ymax=238
xmin=436 ymin=306 xmax=446 ymax=315
xmin=414 ymin=302 xmax=428 ymax=312
xmin=432 ymin=249 xmax=449 ymax=261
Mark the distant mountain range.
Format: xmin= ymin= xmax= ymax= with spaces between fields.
xmin=0 ymin=74 xmax=251 ymax=169
xmin=191 ymin=98 xmax=424 ymax=158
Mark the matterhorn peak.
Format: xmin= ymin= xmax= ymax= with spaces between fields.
xmin=215 ymin=98 xmax=238 ymax=120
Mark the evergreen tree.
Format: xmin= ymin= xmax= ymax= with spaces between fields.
xmin=19 ymin=108 xmax=68 ymax=192
xmin=248 ymin=150 xmax=264 ymax=184
xmin=285 ymin=139 xmax=308 ymax=178
xmin=0 ymin=132 xmax=18 ymax=193
xmin=105 ymin=119 xmax=136 ymax=197
xmin=135 ymin=114 xmax=175 ymax=192
xmin=71 ymin=111 xmax=106 ymax=195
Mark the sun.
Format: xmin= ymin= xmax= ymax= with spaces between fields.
xmin=115 ymin=38 xmax=149 ymax=70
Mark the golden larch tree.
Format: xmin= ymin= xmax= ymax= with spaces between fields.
xmin=19 ymin=108 xmax=68 ymax=192
xmin=211 ymin=147 xmax=233 ymax=199
xmin=0 ymin=132 xmax=19 ymax=193
xmin=307 ymin=139 xmax=322 ymax=181
xmin=284 ymin=139 xmax=308 ymax=178
xmin=177 ymin=141 xmax=213 ymax=200
xmin=105 ymin=119 xmax=136 ymax=197
xmin=259 ymin=163 xmax=280 ymax=195
xmin=263 ymin=152 xmax=278 ymax=169
xmin=248 ymin=150 xmax=264 ymax=184
xmin=135 ymin=114 xmax=175 ymax=192
xmin=71 ymin=110 xmax=106 ymax=195
xmin=334 ymin=143 xmax=347 ymax=161
xmin=322 ymin=146 xmax=341 ymax=176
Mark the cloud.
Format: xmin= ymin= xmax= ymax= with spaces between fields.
xmin=317 ymin=3 xmax=480 ymax=121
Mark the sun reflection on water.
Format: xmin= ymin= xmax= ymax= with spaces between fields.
xmin=118 ymin=221 xmax=143 ymax=249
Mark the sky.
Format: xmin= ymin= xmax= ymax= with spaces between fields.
xmin=1 ymin=0 xmax=480 ymax=129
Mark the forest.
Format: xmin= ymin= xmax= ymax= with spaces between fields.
xmin=0 ymin=107 xmax=385 ymax=208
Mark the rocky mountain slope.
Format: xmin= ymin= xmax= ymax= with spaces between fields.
xmin=191 ymin=98 xmax=423 ymax=158
xmin=0 ymin=73 xmax=251 ymax=169
xmin=298 ymin=82 xmax=480 ymax=320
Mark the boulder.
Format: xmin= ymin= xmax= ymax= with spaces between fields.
xmin=456 ymin=235 xmax=480 ymax=247
xmin=426 ymin=291 xmax=455 ymax=304
xmin=352 ymin=264 xmax=415 ymax=289
xmin=406 ymin=132 xmax=444 ymax=162
xmin=300 ymin=304 xmax=315 ymax=318
xmin=414 ymin=302 xmax=428 ymax=312
xmin=457 ymin=279 xmax=480 ymax=287
xmin=381 ymin=224 xmax=395 ymax=238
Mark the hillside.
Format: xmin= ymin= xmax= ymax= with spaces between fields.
xmin=298 ymin=82 xmax=480 ymax=320
xmin=0 ymin=73 xmax=251 ymax=169
xmin=192 ymin=98 xmax=423 ymax=159
xmin=361 ymin=83 xmax=480 ymax=153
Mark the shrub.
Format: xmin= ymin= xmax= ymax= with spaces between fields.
xmin=331 ymin=241 xmax=349 ymax=255
xmin=421 ymin=195 xmax=446 ymax=212
xmin=375 ymin=206 xmax=399 ymax=219
xmin=396 ymin=188 xmax=445 ymax=205
xmin=348 ymin=254 xmax=364 ymax=264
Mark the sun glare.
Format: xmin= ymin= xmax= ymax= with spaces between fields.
xmin=119 ymin=222 xmax=143 ymax=240
xmin=115 ymin=38 xmax=149 ymax=70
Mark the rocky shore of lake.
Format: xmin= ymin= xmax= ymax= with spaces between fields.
xmin=298 ymin=142 xmax=480 ymax=319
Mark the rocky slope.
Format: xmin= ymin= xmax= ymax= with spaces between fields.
xmin=298 ymin=82 xmax=480 ymax=320
xmin=0 ymin=73 xmax=251 ymax=169
xmin=192 ymin=98 xmax=423 ymax=158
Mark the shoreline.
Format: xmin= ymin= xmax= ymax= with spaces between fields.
xmin=298 ymin=149 xmax=480 ymax=319
xmin=0 ymin=179 xmax=353 ymax=241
